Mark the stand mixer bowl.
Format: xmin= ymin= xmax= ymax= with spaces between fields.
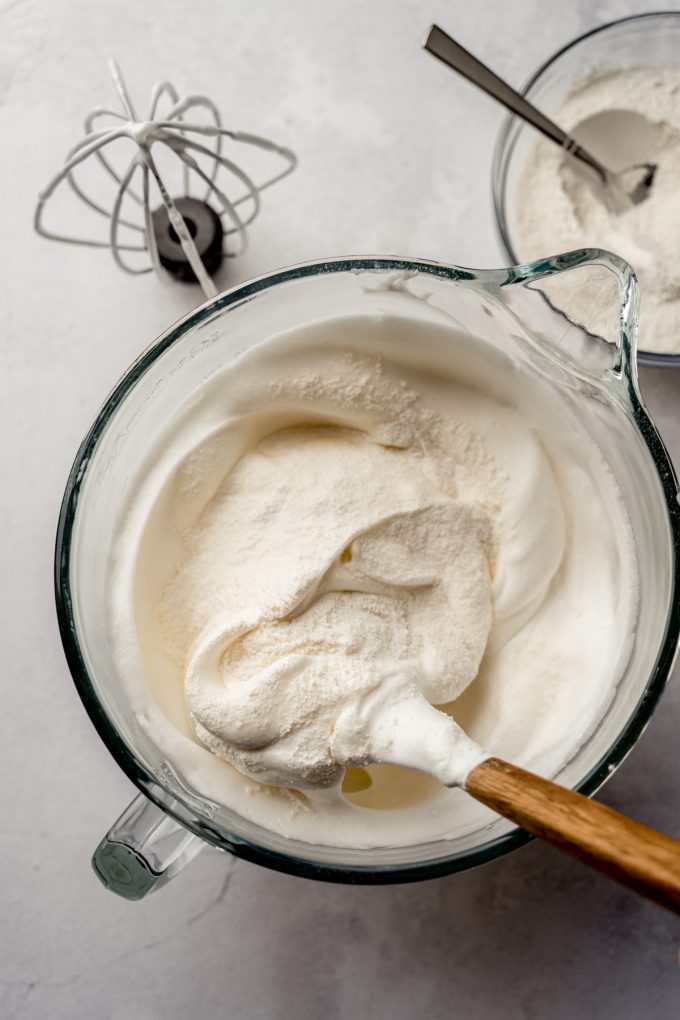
xmin=55 ymin=250 xmax=680 ymax=897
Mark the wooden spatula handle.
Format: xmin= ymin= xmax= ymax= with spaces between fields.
xmin=466 ymin=757 xmax=680 ymax=914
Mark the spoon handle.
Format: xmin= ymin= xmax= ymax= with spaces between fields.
xmin=423 ymin=25 xmax=608 ymax=185
xmin=466 ymin=757 xmax=680 ymax=915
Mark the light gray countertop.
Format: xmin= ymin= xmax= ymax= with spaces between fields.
xmin=2 ymin=1 xmax=680 ymax=1017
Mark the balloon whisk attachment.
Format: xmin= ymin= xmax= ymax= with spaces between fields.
xmin=35 ymin=60 xmax=297 ymax=298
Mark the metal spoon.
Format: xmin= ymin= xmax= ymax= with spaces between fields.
xmin=423 ymin=24 xmax=656 ymax=211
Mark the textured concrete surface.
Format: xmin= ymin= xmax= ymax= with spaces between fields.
xmin=2 ymin=1 xmax=680 ymax=1017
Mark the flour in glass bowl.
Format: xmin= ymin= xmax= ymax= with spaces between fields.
xmin=515 ymin=66 xmax=680 ymax=355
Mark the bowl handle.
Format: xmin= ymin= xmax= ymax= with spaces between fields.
xmin=92 ymin=793 xmax=204 ymax=899
xmin=504 ymin=247 xmax=640 ymax=383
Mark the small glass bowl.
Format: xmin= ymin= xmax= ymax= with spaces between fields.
xmin=492 ymin=11 xmax=680 ymax=368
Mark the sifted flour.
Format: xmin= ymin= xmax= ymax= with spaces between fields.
xmin=169 ymin=426 xmax=493 ymax=790
xmin=515 ymin=66 xmax=680 ymax=355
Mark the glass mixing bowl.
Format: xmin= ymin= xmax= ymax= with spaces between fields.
xmin=55 ymin=251 xmax=680 ymax=898
xmin=492 ymin=11 xmax=680 ymax=367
